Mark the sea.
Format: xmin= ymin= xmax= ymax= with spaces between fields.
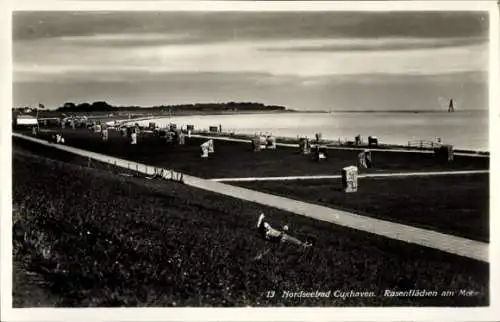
xmin=135 ymin=110 xmax=489 ymax=151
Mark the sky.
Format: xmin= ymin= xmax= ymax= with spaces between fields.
xmin=12 ymin=11 xmax=489 ymax=111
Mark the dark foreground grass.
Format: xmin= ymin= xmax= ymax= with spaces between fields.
xmin=12 ymin=140 xmax=488 ymax=307
xmin=22 ymin=128 xmax=488 ymax=179
xmin=235 ymin=174 xmax=489 ymax=242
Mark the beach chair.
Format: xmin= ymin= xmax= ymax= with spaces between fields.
xmin=342 ymin=166 xmax=358 ymax=193
xmin=200 ymin=142 xmax=209 ymax=158
xmin=368 ymin=136 xmax=378 ymax=147
xmin=314 ymin=145 xmax=327 ymax=161
xmin=252 ymin=137 xmax=261 ymax=152
xmin=267 ymin=136 xmax=277 ymax=150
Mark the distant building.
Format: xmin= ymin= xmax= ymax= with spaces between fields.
xmin=448 ymin=99 xmax=455 ymax=112
xmin=15 ymin=114 xmax=38 ymax=127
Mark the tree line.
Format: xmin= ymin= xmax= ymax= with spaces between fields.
xmin=52 ymin=101 xmax=287 ymax=112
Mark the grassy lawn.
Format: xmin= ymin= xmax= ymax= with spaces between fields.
xmin=19 ymin=128 xmax=488 ymax=180
xmin=234 ymin=175 xmax=489 ymax=242
xmin=12 ymin=139 xmax=488 ymax=307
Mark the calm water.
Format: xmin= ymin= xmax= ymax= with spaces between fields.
xmin=136 ymin=111 xmax=489 ymax=151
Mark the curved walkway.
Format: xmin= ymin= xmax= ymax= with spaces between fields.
xmin=210 ymin=170 xmax=489 ymax=182
xmin=13 ymin=133 xmax=489 ymax=263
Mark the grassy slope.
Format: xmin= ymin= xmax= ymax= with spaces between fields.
xmin=12 ymin=140 xmax=488 ymax=307
xmin=22 ymin=129 xmax=488 ymax=179
xmin=235 ymin=174 xmax=489 ymax=242
xmin=13 ymin=249 xmax=61 ymax=307
xmin=14 ymin=130 xmax=489 ymax=241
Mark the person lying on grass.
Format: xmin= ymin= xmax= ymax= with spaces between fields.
xmin=257 ymin=213 xmax=313 ymax=248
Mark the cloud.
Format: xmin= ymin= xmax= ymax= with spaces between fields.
xmin=259 ymin=36 xmax=487 ymax=53
xmin=13 ymin=11 xmax=488 ymax=43
xmin=12 ymin=11 xmax=489 ymax=111
xmin=13 ymin=36 xmax=488 ymax=81
xmin=56 ymin=32 xmax=200 ymax=47
xmin=13 ymin=70 xmax=488 ymax=111
xmin=13 ymin=11 xmax=488 ymax=84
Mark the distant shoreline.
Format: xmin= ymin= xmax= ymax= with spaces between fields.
xmin=23 ymin=108 xmax=488 ymax=118
xmin=28 ymin=108 xmax=294 ymax=119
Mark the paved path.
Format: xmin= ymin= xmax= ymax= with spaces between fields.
xmin=105 ymin=116 xmax=161 ymax=126
xmin=190 ymin=134 xmax=489 ymax=158
xmin=211 ymin=170 xmax=489 ymax=182
xmin=13 ymin=133 xmax=489 ymax=263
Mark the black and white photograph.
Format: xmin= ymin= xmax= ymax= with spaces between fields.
xmin=2 ymin=1 xmax=499 ymax=321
